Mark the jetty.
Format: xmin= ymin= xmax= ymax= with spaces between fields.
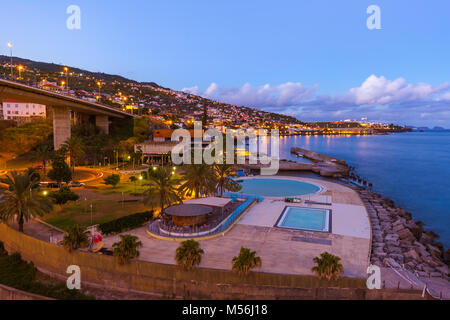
xmin=238 ymin=147 xmax=350 ymax=178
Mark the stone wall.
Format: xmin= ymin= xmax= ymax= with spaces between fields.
xmin=0 ymin=223 xmax=429 ymax=300
xmin=0 ymin=284 xmax=52 ymax=300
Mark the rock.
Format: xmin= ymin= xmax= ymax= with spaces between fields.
xmin=385 ymin=240 xmax=400 ymax=247
xmin=386 ymin=246 xmax=402 ymax=254
xmin=415 ymin=271 xmax=428 ymax=277
xmin=404 ymin=249 xmax=420 ymax=261
xmin=416 ymin=246 xmax=431 ymax=258
xmin=388 ymin=254 xmax=404 ymax=263
xmin=430 ymin=272 xmax=442 ymax=278
xmin=420 ymin=232 xmax=435 ymax=244
xmin=422 ymin=265 xmax=435 ymax=273
xmin=422 ymin=257 xmax=440 ymax=267
xmin=384 ymin=257 xmax=401 ymax=268
xmin=435 ymin=265 xmax=450 ymax=276
xmin=385 ymin=233 xmax=399 ymax=241
xmin=393 ymin=223 xmax=406 ymax=233
xmin=426 ymin=244 xmax=442 ymax=259
xmin=397 ymin=228 xmax=416 ymax=241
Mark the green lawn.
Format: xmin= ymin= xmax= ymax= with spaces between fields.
xmin=44 ymin=199 xmax=154 ymax=230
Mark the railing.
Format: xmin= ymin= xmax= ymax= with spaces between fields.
xmin=148 ymin=193 xmax=262 ymax=239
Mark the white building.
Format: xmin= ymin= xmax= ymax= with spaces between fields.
xmin=1 ymin=99 xmax=46 ymax=121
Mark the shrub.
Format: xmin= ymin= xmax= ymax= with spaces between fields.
xmin=0 ymin=241 xmax=7 ymax=256
xmin=0 ymin=250 xmax=93 ymax=300
xmin=175 ymin=240 xmax=204 ymax=270
xmin=113 ymin=235 xmax=142 ymax=264
xmin=103 ymin=174 xmax=120 ymax=188
xmin=49 ymin=186 xmax=80 ymax=204
xmin=98 ymin=211 xmax=153 ymax=235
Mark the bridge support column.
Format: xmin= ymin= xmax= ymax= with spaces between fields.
xmin=53 ymin=107 xmax=71 ymax=150
xmin=95 ymin=115 xmax=109 ymax=134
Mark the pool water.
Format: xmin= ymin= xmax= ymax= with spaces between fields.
xmin=237 ymin=178 xmax=321 ymax=197
xmin=277 ymin=207 xmax=330 ymax=232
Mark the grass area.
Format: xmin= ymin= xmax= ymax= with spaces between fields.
xmin=44 ymin=199 xmax=154 ymax=230
xmin=93 ymin=182 xmax=148 ymax=196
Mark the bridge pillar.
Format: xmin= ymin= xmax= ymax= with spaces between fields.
xmin=53 ymin=107 xmax=71 ymax=150
xmin=95 ymin=115 xmax=109 ymax=134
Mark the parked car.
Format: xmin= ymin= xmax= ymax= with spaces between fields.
xmin=68 ymin=181 xmax=85 ymax=187
xmin=46 ymin=182 xmax=60 ymax=189
xmin=33 ymin=165 xmax=44 ymax=170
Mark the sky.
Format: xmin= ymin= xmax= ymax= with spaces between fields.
xmin=1 ymin=0 xmax=449 ymax=127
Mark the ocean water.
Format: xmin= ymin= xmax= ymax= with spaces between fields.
xmin=277 ymin=132 xmax=450 ymax=248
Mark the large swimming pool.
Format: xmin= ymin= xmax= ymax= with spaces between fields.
xmin=277 ymin=207 xmax=330 ymax=232
xmin=237 ymin=178 xmax=321 ymax=197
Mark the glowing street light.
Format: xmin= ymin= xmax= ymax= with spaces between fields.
xmin=7 ymin=42 xmax=13 ymax=78
xmin=96 ymin=81 xmax=102 ymax=101
xmin=61 ymin=81 xmax=66 ymax=89
xmin=43 ymin=191 xmax=48 ymax=196
xmin=17 ymin=65 xmax=23 ymax=79
xmin=63 ymin=66 xmax=69 ymax=93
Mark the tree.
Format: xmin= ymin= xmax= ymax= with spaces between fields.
xmin=232 ymin=247 xmax=262 ymax=276
xmin=311 ymin=252 xmax=344 ymax=281
xmin=62 ymin=136 xmax=85 ymax=173
xmin=34 ymin=143 xmax=53 ymax=176
xmin=49 ymin=186 xmax=80 ymax=205
xmin=144 ymin=166 xmax=182 ymax=216
xmin=129 ymin=176 xmax=138 ymax=193
xmin=62 ymin=224 xmax=90 ymax=252
xmin=179 ymin=164 xmax=217 ymax=198
xmin=214 ymin=163 xmax=242 ymax=197
xmin=48 ymin=155 xmax=72 ymax=185
xmin=0 ymin=171 xmax=53 ymax=232
xmin=112 ymin=234 xmax=142 ymax=264
xmin=175 ymin=239 xmax=204 ymax=270
xmin=103 ymin=174 xmax=120 ymax=188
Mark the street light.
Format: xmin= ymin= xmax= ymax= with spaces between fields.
xmin=63 ymin=66 xmax=69 ymax=93
xmin=96 ymin=81 xmax=102 ymax=101
xmin=17 ymin=65 xmax=23 ymax=79
xmin=7 ymin=42 xmax=13 ymax=78
xmin=61 ymin=81 xmax=66 ymax=90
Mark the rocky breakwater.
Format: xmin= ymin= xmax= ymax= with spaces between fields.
xmin=290 ymin=147 xmax=350 ymax=178
xmin=359 ymin=189 xmax=450 ymax=279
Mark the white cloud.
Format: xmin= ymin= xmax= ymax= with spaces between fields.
xmin=340 ymin=75 xmax=448 ymax=105
xmin=184 ymin=82 xmax=317 ymax=108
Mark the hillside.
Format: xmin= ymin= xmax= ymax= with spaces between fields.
xmin=0 ymin=55 xmax=302 ymax=128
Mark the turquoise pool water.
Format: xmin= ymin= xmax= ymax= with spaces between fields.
xmin=277 ymin=207 xmax=330 ymax=232
xmin=237 ymin=178 xmax=320 ymax=197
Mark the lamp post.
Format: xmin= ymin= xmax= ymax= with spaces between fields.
xmin=7 ymin=42 xmax=13 ymax=78
xmin=96 ymin=81 xmax=102 ymax=101
xmin=63 ymin=66 xmax=69 ymax=93
xmin=18 ymin=65 xmax=23 ymax=79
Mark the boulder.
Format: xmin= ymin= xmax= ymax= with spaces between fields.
xmin=404 ymin=249 xmax=420 ymax=261
xmin=426 ymin=244 xmax=442 ymax=260
xmin=420 ymin=232 xmax=435 ymax=245
xmin=435 ymin=265 xmax=450 ymax=276
xmin=397 ymin=228 xmax=416 ymax=241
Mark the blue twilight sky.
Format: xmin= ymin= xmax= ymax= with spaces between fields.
xmin=1 ymin=0 xmax=450 ymax=127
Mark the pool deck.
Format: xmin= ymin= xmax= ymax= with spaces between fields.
xmin=102 ymin=176 xmax=371 ymax=278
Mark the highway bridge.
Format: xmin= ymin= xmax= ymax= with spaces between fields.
xmin=0 ymin=79 xmax=135 ymax=150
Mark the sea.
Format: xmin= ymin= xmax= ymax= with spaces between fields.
xmin=276 ymin=131 xmax=450 ymax=248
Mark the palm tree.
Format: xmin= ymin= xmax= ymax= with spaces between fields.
xmin=62 ymin=136 xmax=85 ymax=173
xmin=179 ymin=164 xmax=217 ymax=198
xmin=62 ymin=224 xmax=90 ymax=252
xmin=34 ymin=143 xmax=53 ymax=176
xmin=213 ymin=163 xmax=242 ymax=197
xmin=311 ymin=252 xmax=344 ymax=281
xmin=0 ymin=171 xmax=53 ymax=232
xmin=112 ymin=234 xmax=142 ymax=264
xmin=232 ymin=247 xmax=262 ymax=276
xmin=144 ymin=166 xmax=182 ymax=217
xmin=175 ymin=239 xmax=204 ymax=270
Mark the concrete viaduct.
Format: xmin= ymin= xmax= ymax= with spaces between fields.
xmin=0 ymin=79 xmax=135 ymax=150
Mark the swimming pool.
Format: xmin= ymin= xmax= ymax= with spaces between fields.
xmin=277 ymin=207 xmax=330 ymax=232
xmin=237 ymin=178 xmax=321 ymax=197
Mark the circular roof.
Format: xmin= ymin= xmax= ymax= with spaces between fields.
xmin=165 ymin=204 xmax=213 ymax=217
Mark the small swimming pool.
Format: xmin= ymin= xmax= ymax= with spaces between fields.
xmin=237 ymin=178 xmax=321 ymax=197
xmin=277 ymin=207 xmax=330 ymax=232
